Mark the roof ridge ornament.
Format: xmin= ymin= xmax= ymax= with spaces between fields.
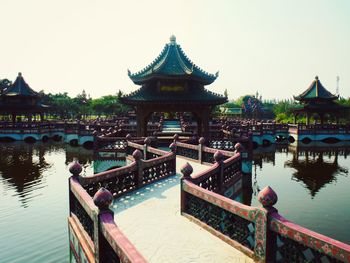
xmin=169 ymin=35 xmax=176 ymax=44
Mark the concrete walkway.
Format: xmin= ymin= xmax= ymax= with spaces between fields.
xmin=112 ymin=158 xmax=254 ymax=263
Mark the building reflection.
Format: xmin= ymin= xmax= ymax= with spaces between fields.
xmin=249 ymin=142 xmax=349 ymax=201
xmin=0 ymin=142 xmax=52 ymax=207
xmin=0 ymin=142 xmax=93 ymax=206
xmin=285 ymin=144 xmax=349 ymax=198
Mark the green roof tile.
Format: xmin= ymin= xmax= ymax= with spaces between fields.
xmin=128 ymin=35 xmax=218 ymax=85
xmin=294 ymin=76 xmax=338 ymax=101
xmin=121 ymin=86 xmax=227 ymax=105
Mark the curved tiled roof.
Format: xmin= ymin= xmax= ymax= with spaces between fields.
xmin=3 ymin=72 xmax=39 ymax=97
xmin=294 ymin=76 xmax=338 ymax=101
xmin=121 ymin=86 xmax=227 ymax=106
xmin=128 ymin=35 xmax=218 ymax=85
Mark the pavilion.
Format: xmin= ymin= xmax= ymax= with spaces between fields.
xmin=293 ymin=76 xmax=348 ymax=124
xmin=121 ymin=35 xmax=227 ymax=137
xmin=0 ymin=72 xmax=49 ymax=122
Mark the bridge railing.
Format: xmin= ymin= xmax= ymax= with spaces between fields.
xmin=180 ymin=166 xmax=350 ymax=262
xmin=69 ymin=140 xmax=177 ymax=262
xmin=175 ymin=137 xmax=247 ymax=165
xmin=69 ymin=175 xmax=147 ymax=263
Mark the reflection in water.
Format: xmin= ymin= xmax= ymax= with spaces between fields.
xmin=0 ymin=142 xmax=93 ymax=207
xmin=285 ymin=151 xmax=348 ymax=198
xmin=0 ymin=142 xmax=94 ymax=263
xmin=251 ymin=143 xmax=350 ymax=198
xmin=0 ymin=143 xmax=52 ymax=207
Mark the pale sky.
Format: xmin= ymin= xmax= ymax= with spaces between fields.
xmin=0 ymin=0 xmax=349 ymax=100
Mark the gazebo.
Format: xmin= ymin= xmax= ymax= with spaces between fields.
xmin=293 ymin=76 xmax=347 ymax=124
xmin=0 ymin=72 xmax=49 ymax=122
xmin=121 ymin=35 xmax=227 ymax=137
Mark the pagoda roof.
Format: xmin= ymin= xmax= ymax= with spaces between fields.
xmin=128 ymin=35 xmax=218 ymax=85
xmin=3 ymin=72 xmax=39 ymax=97
xmin=294 ymin=76 xmax=338 ymax=101
xmin=121 ymin=86 xmax=227 ymax=106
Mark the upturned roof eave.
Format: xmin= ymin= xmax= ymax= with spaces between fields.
xmin=127 ymin=36 xmax=218 ymax=85
xmin=129 ymin=73 xmax=217 ymax=86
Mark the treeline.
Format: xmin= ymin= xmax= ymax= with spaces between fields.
xmin=39 ymin=90 xmax=131 ymax=119
xmin=225 ymin=94 xmax=350 ymax=123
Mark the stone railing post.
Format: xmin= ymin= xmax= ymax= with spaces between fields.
xmin=143 ymin=137 xmax=151 ymax=160
xmin=68 ymin=159 xmax=83 ymax=212
xmin=132 ymin=149 xmax=143 ymax=188
xmin=93 ymin=187 xmax=114 ymax=263
xmin=198 ymin=137 xmax=205 ymax=163
xmin=255 ymin=186 xmax=278 ymax=262
xmin=169 ymin=142 xmax=177 ymax=154
xmin=214 ymin=150 xmax=224 ymax=194
xmin=180 ymin=162 xmax=193 ymax=213
xmin=235 ymin=143 xmax=252 ymax=189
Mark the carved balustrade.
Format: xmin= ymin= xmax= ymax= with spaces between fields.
xmin=176 ymin=141 xmax=199 ymax=160
xmin=181 ymin=163 xmax=350 ymax=263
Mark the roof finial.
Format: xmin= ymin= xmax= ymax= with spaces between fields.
xmin=315 ymin=75 xmax=318 ymax=80
xmin=170 ymin=35 xmax=176 ymax=44
xmin=18 ymin=72 xmax=22 ymax=77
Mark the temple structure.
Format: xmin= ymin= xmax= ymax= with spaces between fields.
xmin=293 ymin=76 xmax=347 ymax=124
xmin=0 ymin=72 xmax=49 ymax=122
xmin=121 ymin=35 xmax=227 ymax=137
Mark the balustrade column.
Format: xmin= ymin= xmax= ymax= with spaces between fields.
xmin=214 ymin=151 xmax=224 ymax=194
xmin=133 ymin=149 xmax=144 ymax=188
xmin=93 ymin=187 xmax=114 ymax=263
xmin=198 ymin=137 xmax=205 ymax=163
xmin=256 ymin=186 xmax=279 ymax=262
xmin=180 ymin=162 xmax=193 ymax=213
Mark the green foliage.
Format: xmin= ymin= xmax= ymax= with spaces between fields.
xmin=38 ymin=90 xmax=131 ymax=119
xmin=0 ymin=78 xmax=12 ymax=94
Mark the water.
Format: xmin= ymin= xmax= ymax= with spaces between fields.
xmin=249 ymin=144 xmax=350 ymax=244
xmin=0 ymin=142 xmax=349 ymax=263
xmin=0 ymin=142 xmax=93 ymax=263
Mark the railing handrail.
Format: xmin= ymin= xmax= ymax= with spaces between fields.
xmin=270 ymin=212 xmax=350 ymax=261
xmin=99 ymin=213 xmax=148 ymax=263
xmin=79 ymin=162 xmax=137 ymax=186
xmin=70 ymin=177 xmax=98 ymax=218
xmin=183 ymin=179 xmax=257 ymax=222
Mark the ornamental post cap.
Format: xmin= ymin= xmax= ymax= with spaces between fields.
xmin=258 ymin=186 xmax=278 ymax=208
xmin=198 ymin=137 xmax=205 ymax=145
xmin=132 ymin=149 xmax=142 ymax=160
xmin=173 ymin=134 xmax=179 ymax=141
xmin=69 ymin=159 xmax=82 ymax=176
xmin=234 ymin=142 xmax=244 ymax=152
xmin=125 ymin=134 xmax=132 ymax=140
xmin=93 ymin=187 xmax=113 ymax=211
xmin=180 ymin=162 xmax=193 ymax=177
xmin=214 ymin=150 xmax=224 ymax=162
xmin=170 ymin=35 xmax=176 ymax=44
xmin=144 ymin=137 xmax=151 ymax=145
xmin=169 ymin=142 xmax=177 ymax=152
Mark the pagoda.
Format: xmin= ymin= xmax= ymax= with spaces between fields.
xmin=293 ymin=76 xmax=347 ymax=124
xmin=121 ymin=35 xmax=227 ymax=137
xmin=0 ymin=72 xmax=49 ymax=122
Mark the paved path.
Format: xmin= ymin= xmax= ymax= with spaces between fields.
xmin=111 ymin=158 xmax=254 ymax=263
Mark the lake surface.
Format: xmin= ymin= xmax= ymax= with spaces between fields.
xmin=249 ymin=144 xmax=350 ymax=244
xmin=0 ymin=142 xmax=349 ymax=262
xmin=0 ymin=142 xmax=93 ymax=263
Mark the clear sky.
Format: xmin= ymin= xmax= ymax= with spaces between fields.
xmin=0 ymin=0 xmax=349 ymax=100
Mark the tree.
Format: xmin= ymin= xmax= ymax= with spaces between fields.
xmin=0 ymin=78 xmax=12 ymax=94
